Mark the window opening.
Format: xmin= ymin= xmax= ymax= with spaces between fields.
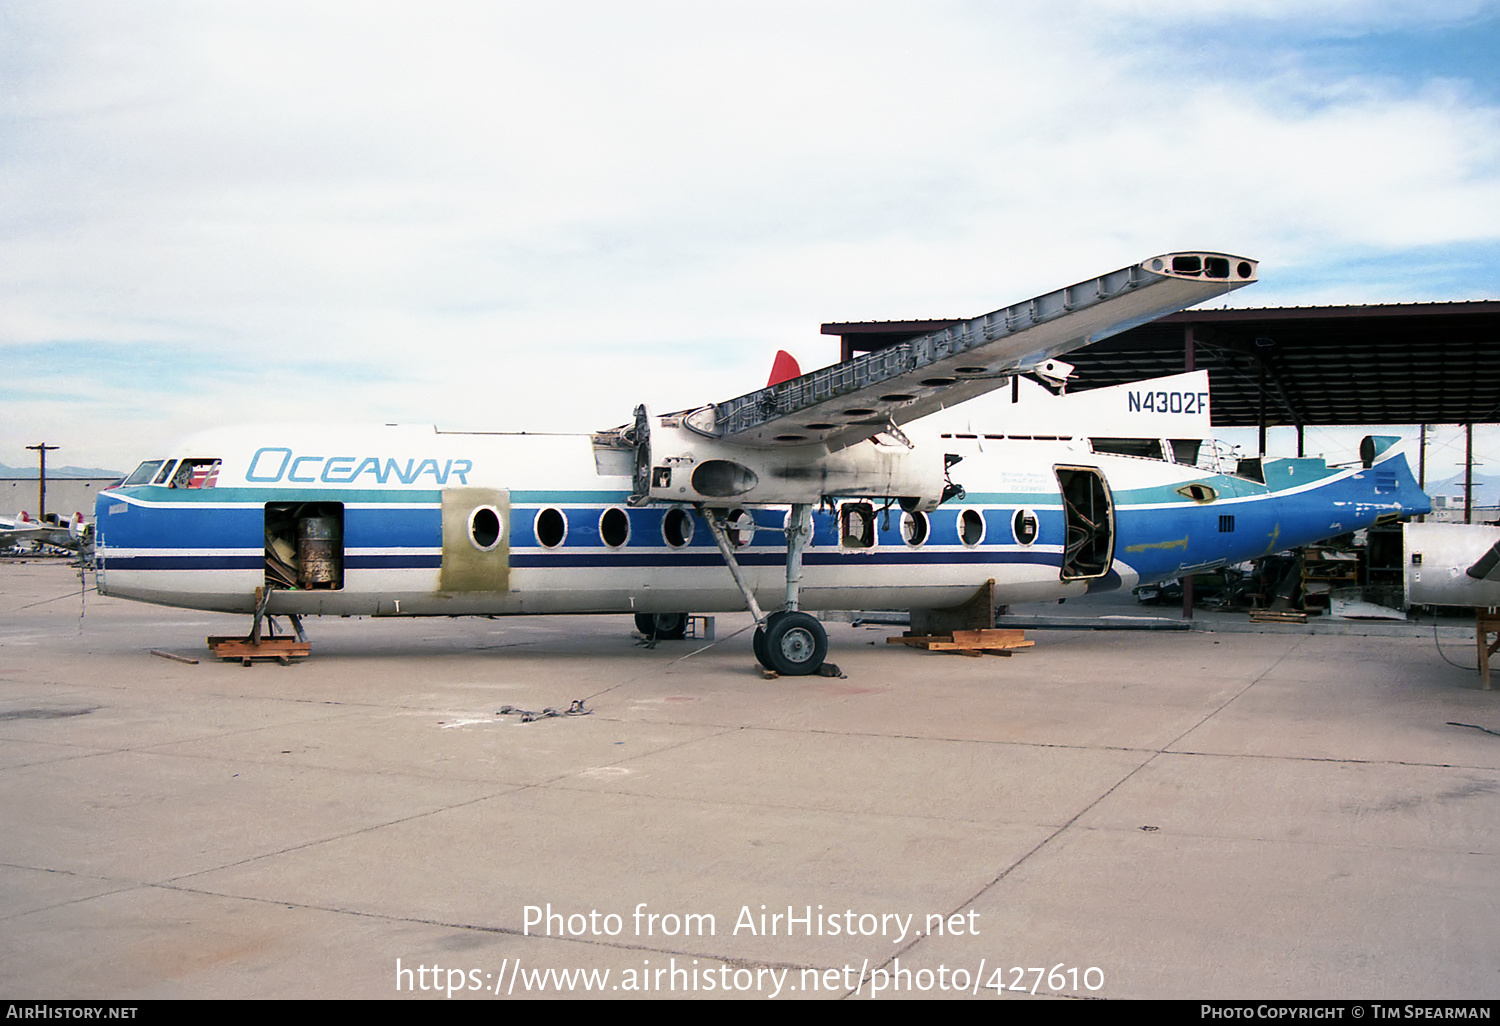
xmin=900 ymin=510 xmax=929 ymax=547
xmin=469 ymin=506 xmax=503 ymax=550
xmin=839 ymin=502 xmax=876 ymax=549
xmin=599 ymin=507 xmax=630 ymax=548
xmin=1012 ymin=508 xmax=1039 ymax=545
xmin=959 ymin=508 xmax=985 ymax=547
xmin=662 ymin=507 xmax=694 ymax=548
xmin=535 ymin=508 xmax=568 ymax=548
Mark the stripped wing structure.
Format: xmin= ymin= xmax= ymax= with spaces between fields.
xmin=693 ymin=252 xmax=1257 ymax=451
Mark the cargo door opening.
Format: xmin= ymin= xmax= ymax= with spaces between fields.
xmin=265 ymin=502 xmax=345 ymax=590
xmin=1054 ymin=467 xmax=1114 ymax=580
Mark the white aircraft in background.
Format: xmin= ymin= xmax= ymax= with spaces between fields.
xmin=0 ymin=511 xmax=90 ymax=553
xmin=93 ymin=252 xmax=1434 ymax=675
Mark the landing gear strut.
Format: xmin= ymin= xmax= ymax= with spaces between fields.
xmin=705 ymin=503 xmax=828 ymax=676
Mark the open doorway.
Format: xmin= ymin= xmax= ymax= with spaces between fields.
xmin=1054 ymin=467 xmax=1114 ymax=580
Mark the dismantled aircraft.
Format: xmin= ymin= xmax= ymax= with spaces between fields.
xmin=1 ymin=511 xmax=90 ymax=554
xmin=93 ymin=252 xmax=1434 ymax=674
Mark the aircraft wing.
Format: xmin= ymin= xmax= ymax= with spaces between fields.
xmin=686 ymin=252 xmax=1256 ymax=451
xmin=0 ymin=526 xmax=40 ymax=549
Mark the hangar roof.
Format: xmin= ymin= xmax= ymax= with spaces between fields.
xmin=823 ymin=301 xmax=1500 ymax=428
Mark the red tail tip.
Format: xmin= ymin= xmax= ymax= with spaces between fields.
xmin=767 ymin=350 xmax=802 ymax=387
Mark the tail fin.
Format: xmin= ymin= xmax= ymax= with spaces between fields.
xmin=767 ymin=350 xmax=802 ymax=387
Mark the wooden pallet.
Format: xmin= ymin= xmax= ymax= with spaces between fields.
xmin=887 ymin=628 xmax=1033 ymax=657
xmin=1249 ymin=610 xmax=1308 ymax=624
xmin=207 ymin=635 xmax=311 ymax=666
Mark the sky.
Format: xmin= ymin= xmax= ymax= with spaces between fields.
xmin=2 ymin=0 xmax=1498 ymax=477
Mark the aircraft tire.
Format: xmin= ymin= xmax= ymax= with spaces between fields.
xmin=761 ymin=612 xmax=827 ymax=676
xmin=752 ymin=622 xmax=771 ymax=668
xmin=634 ymin=612 xmax=688 ymax=641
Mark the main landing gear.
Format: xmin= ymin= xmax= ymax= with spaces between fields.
xmin=704 ymin=502 xmax=829 ymax=676
xmin=751 ymin=611 xmax=828 ymax=676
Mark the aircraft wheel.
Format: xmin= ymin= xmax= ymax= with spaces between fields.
xmin=761 ymin=612 xmax=827 ymax=676
xmin=634 ymin=612 xmax=687 ymax=640
xmin=752 ymin=622 xmax=771 ymax=668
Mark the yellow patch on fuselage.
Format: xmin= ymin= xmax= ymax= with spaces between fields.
xmin=1124 ymin=535 xmax=1189 ymax=554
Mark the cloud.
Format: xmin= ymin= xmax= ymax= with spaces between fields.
xmin=1 ymin=2 xmax=1497 ymax=467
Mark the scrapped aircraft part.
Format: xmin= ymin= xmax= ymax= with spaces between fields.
xmin=759 ymin=611 xmax=828 ymax=676
xmin=635 ymin=611 xmax=687 ymax=641
xmin=910 ymin=579 xmax=996 ymax=636
xmin=709 ymin=251 xmax=1257 ymax=450
xmin=638 ymin=412 xmax=951 ymax=508
xmin=1056 ymin=466 xmax=1115 ymax=581
xmin=497 ymin=699 xmax=591 ymax=723
xmin=690 ymin=459 xmax=760 ymax=498
xmin=1405 ymin=522 xmax=1500 ymax=608
xmin=1468 ymin=540 xmax=1500 ymax=582
xmin=442 ymin=489 xmax=510 ymax=593
xmin=628 ymin=404 xmax=652 ymax=505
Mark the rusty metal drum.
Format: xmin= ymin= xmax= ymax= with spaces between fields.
xmin=297 ymin=516 xmax=342 ymax=588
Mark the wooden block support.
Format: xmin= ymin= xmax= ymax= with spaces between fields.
xmin=208 ymin=636 xmax=311 ymax=666
xmin=1478 ymin=609 xmax=1499 ymax=692
xmin=888 ymin=628 xmax=1033 ymax=654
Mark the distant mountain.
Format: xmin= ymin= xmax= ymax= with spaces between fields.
xmin=1424 ymin=472 xmax=1499 ymax=509
xmin=0 ymin=462 xmax=124 ymax=479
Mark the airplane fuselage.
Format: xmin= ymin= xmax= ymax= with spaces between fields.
xmin=94 ymin=421 xmax=1430 ymax=619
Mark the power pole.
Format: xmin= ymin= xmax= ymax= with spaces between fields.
xmin=25 ymin=443 xmax=59 ymax=520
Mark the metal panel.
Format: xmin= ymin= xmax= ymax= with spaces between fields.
xmin=440 ymin=488 xmax=510 ymax=593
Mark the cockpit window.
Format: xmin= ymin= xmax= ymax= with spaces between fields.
xmin=152 ymin=460 xmax=179 ymax=485
xmin=170 ymin=458 xmax=221 ymax=489
xmin=123 ymin=460 xmax=166 ymax=486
